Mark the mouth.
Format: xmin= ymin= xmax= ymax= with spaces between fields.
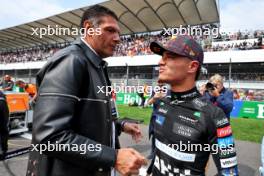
xmin=110 ymin=45 xmax=116 ymax=51
xmin=159 ymin=67 xmax=165 ymax=74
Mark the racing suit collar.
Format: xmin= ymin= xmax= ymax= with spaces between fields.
xmin=170 ymin=87 xmax=200 ymax=101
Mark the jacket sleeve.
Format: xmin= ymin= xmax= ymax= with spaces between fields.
xmin=32 ymin=53 xmax=117 ymax=170
xmin=207 ymin=107 xmax=239 ymax=175
xmin=216 ymin=90 xmax=234 ymax=116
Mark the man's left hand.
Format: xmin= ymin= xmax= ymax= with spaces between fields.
xmin=123 ymin=123 xmax=143 ymax=143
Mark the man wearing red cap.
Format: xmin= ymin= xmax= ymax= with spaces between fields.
xmin=148 ymin=35 xmax=239 ymax=176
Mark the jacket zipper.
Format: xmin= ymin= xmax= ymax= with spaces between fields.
xmin=100 ymin=66 xmax=113 ymax=149
xmin=39 ymin=93 xmax=107 ymax=103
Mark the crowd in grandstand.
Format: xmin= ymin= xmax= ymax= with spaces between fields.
xmin=204 ymin=41 xmax=262 ymax=52
xmin=0 ymin=29 xmax=263 ymax=64
xmin=231 ymin=89 xmax=264 ymax=101
xmin=0 ymin=45 xmax=65 ymax=64
xmin=200 ymin=73 xmax=264 ymax=81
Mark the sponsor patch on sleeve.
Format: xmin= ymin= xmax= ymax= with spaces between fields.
xmin=220 ymin=156 xmax=238 ymax=168
xmin=221 ymin=166 xmax=239 ymax=176
xmin=215 ymin=117 xmax=229 ymax=127
xmin=217 ymin=125 xmax=232 ymax=137
xmin=218 ymin=136 xmax=234 ymax=148
xmin=219 ymin=146 xmax=236 ymax=158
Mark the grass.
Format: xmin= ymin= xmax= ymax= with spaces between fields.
xmin=118 ymin=105 xmax=264 ymax=143
xmin=230 ymin=118 xmax=264 ymax=143
xmin=117 ymin=105 xmax=152 ymax=125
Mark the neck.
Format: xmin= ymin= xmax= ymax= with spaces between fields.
xmin=170 ymin=78 xmax=196 ymax=92
xmin=170 ymin=86 xmax=199 ymax=101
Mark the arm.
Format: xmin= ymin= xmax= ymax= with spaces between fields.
xmin=33 ymin=53 xmax=116 ymax=169
xmin=3 ymin=81 xmax=14 ymax=91
xmin=208 ymin=107 xmax=239 ymax=175
xmin=147 ymin=91 xmax=156 ymax=105
xmin=147 ymin=91 xmax=166 ymax=106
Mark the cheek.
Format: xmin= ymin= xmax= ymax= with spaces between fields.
xmin=167 ymin=64 xmax=181 ymax=75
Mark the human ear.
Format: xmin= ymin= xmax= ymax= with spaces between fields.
xmin=188 ymin=61 xmax=199 ymax=74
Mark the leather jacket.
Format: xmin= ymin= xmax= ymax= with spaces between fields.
xmin=27 ymin=39 xmax=122 ymax=176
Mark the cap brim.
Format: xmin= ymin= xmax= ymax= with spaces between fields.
xmin=150 ymin=41 xmax=186 ymax=57
xmin=150 ymin=41 xmax=166 ymax=56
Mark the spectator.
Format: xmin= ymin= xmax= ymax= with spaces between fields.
xmin=15 ymin=79 xmax=38 ymax=106
xmin=203 ymin=74 xmax=234 ymax=119
xmin=0 ymin=75 xmax=14 ymax=91
xmin=233 ymin=89 xmax=240 ymax=100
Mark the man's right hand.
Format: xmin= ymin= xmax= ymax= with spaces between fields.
xmin=115 ymin=148 xmax=148 ymax=176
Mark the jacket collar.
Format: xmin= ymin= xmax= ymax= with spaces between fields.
xmin=73 ymin=38 xmax=104 ymax=68
xmin=170 ymin=87 xmax=201 ymax=101
xmin=220 ymin=87 xmax=226 ymax=94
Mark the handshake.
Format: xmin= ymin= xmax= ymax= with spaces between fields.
xmin=115 ymin=122 xmax=148 ymax=176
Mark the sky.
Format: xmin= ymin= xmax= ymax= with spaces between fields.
xmin=0 ymin=0 xmax=263 ymax=31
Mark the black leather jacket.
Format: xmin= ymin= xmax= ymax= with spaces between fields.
xmin=27 ymin=39 xmax=122 ymax=176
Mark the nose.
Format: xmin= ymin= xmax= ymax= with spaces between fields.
xmin=158 ymin=56 xmax=165 ymax=66
xmin=113 ymin=33 xmax=120 ymax=44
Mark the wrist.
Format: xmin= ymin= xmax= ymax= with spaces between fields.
xmin=121 ymin=121 xmax=127 ymax=131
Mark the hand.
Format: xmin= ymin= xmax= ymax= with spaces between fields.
xmin=123 ymin=123 xmax=142 ymax=143
xmin=153 ymin=92 xmax=166 ymax=100
xmin=209 ymin=88 xmax=220 ymax=97
xmin=115 ymin=148 xmax=148 ymax=176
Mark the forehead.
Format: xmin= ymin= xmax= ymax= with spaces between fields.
xmin=99 ymin=16 xmax=120 ymax=30
xmin=163 ymin=51 xmax=190 ymax=61
xmin=211 ymin=80 xmax=221 ymax=85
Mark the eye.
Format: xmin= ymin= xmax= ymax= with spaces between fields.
xmin=106 ymin=28 xmax=116 ymax=33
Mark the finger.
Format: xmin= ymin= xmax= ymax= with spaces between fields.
xmin=133 ymin=126 xmax=141 ymax=134
xmin=135 ymin=133 xmax=142 ymax=142
xmin=131 ymin=150 xmax=147 ymax=165
xmin=131 ymin=124 xmax=139 ymax=130
xmin=132 ymin=135 xmax=140 ymax=143
xmin=129 ymin=169 xmax=140 ymax=175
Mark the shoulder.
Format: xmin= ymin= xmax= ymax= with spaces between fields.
xmin=39 ymin=44 xmax=87 ymax=75
xmin=200 ymin=97 xmax=229 ymax=127
xmin=222 ymin=88 xmax=233 ymax=95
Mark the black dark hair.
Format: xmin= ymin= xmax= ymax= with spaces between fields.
xmin=80 ymin=5 xmax=118 ymax=28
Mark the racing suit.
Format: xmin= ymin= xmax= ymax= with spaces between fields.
xmin=152 ymin=87 xmax=238 ymax=176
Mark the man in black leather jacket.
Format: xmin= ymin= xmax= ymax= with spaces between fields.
xmin=27 ymin=5 xmax=146 ymax=176
xmin=148 ymin=35 xmax=239 ymax=176
xmin=0 ymin=91 xmax=9 ymax=160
